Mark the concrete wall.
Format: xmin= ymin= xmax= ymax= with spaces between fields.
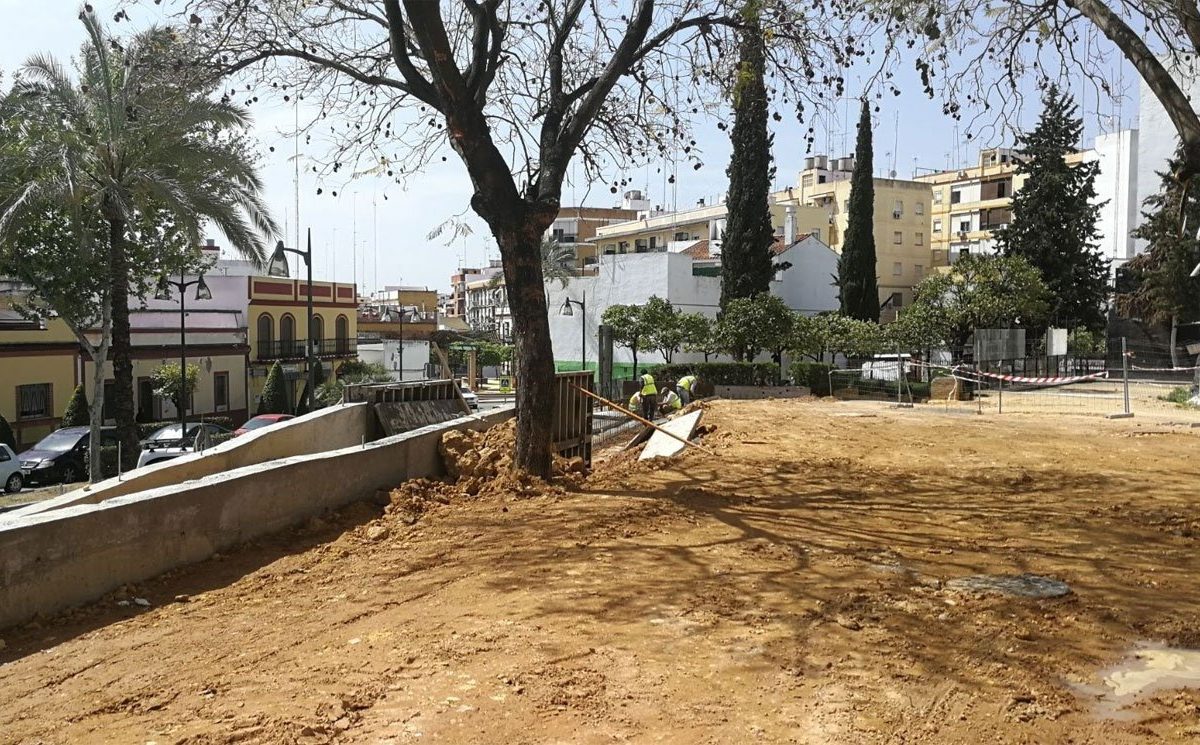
xmin=0 ymin=407 xmax=513 ymax=629
xmin=11 ymin=403 xmax=376 ymax=518
xmin=1137 ymin=59 xmax=1199 ymax=254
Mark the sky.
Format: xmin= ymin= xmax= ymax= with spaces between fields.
xmin=0 ymin=0 xmax=1142 ymax=296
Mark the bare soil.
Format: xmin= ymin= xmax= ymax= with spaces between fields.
xmin=4 ymin=399 xmax=1200 ymax=744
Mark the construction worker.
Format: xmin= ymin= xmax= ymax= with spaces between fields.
xmin=628 ymin=390 xmax=642 ymax=412
xmin=659 ymin=386 xmax=682 ymax=415
xmin=637 ymin=368 xmax=657 ymax=419
xmin=676 ymin=373 xmax=697 ymax=405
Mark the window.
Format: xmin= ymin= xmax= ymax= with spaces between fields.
xmin=933 ymin=189 xmax=943 ymax=205
xmin=0 ymin=446 xmax=9 ymax=462
xmin=950 ymin=188 xmax=962 ymax=205
xmin=310 ymin=314 xmax=324 ymax=348
xmin=552 ymin=228 xmax=565 ymax=241
xmin=16 ymin=383 xmax=51 ymax=420
xmin=818 ymin=174 xmax=827 ymax=184
xmin=674 ymin=231 xmax=690 ymax=241
xmin=280 ymin=314 xmax=296 ymax=353
xmin=214 ymin=372 xmax=229 ymax=410
xmin=958 ymin=248 xmax=970 ymax=260
xmin=933 ymin=219 xmax=943 ymax=233
xmin=958 ymin=220 xmax=970 ymax=233
xmin=893 ymin=199 xmax=903 ymax=216
xmin=914 ymin=265 xmax=924 ymax=280
xmin=843 ymin=199 xmax=850 ymax=212
xmin=915 ymin=201 xmax=925 ymax=216
xmin=915 ymin=232 xmax=924 ymax=246
xmin=889 ymin=292 xmax=904 ymax=308
xmin=257 ymin=313 xmax=274 ymax=358
xmin=649 ymin=236 xmax=657 ymax=249
xmin=801 ymin=174 xmax=813 ymax=187
xmin=892 ymin=261 xmax=903 ymax=276
xmin=893 ymin=231 xmax=903 ymax=244
xmin=603 ymin=243 xmax=616 ymax=255
xmin=336 ymin=315 xmax=350 ymax=354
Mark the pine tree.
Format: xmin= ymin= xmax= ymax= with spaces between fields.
xmin=258 ymin=361 xmax=290 ymax=415
xmin=719 ymin=0 xmax=776 ymax=310
xmin=1118 ymin=154 xmax=1200 ymax=366
xmin=837 ymin=99 xmax=880 ymax=322
xmin=994 ymin=85 xmax=1109 ymax=330
xmin=61 ymin=384 xmax=90 ymax=427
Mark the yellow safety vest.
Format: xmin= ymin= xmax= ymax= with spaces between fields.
xmin=640 ymin=373 xmax=657 ymax=395
xmin=677 ymin=375 xmax=696 ymax=392
xmin=664 ymin=393 xmax=681 ymax=410
xmin=628 ymin=393 xmax=641 ymax=409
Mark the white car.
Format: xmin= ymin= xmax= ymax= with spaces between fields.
xmin=0 ymin=443 xmax=23 ymax=493
xmin=459 ymin=384 xmax=479 ymax=411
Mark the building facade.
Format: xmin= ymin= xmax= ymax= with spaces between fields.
xmin=0 ymin=304 xmax=81 ymax=449
xmin=547 ymin=203 xmax=640 ymax=268
xmin=778 ymin=156 xmax=934 ymax=315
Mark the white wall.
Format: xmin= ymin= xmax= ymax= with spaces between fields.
xmin=1137 ymin=59 xmax=1200 ymax=253
xmin=546 ymin=248 xmax=839 ymax=368
xmin=358 ymin=339 xmax=431 ymax=381
xmin=1090 ymin=129 xmax=1140 ymax=274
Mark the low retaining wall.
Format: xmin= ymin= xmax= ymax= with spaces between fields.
xmin=0 ymin=408 xmax=513 ymax=630
xmin=714 ymin=385 xmax=812 ymax=399
xmin=13 ymin=403 xmax=377 ymax=518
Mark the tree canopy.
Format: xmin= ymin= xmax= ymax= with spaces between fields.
xmin=837 ymin=99 xmax=879 ymax=322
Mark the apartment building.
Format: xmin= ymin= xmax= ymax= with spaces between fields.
xmin=592 ymin=192 xmax=829 ymax=257
xmin=916 ymin=139 xmax=1137 ymax=273
xmin=0 ymin=299 xmax=81 ymax=449
xmin=548 ymin=202 xmax=641 ymax=269
xmin=776 ymin=155 xmax=935 ymax=315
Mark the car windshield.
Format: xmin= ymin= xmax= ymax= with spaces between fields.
xmin=146 ymin=424 xmax=195 ymax=441
xmin=241 ymin=417 xmax=275 ymax=431
xmin=33 ymin=430 xmax=85 ymax=452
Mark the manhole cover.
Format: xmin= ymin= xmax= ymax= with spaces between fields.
xmin=945 ymin=573 xmax=1070 ymax=598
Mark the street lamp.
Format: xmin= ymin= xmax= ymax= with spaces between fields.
xmin=155 ymin=272 xmax=212 ymax=438
xmin=268 ymin=229 xmax=316 ymax=410
xmin=381 ymin=305 xmax=406 ymax=380
xmin=560 ymin=293 xmax=586 ymax=372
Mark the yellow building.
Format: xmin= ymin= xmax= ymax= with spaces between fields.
xmin=916 ymin=146 xmax=1089 ymax=266
xmin=0 ymin=304 xmax=81 ymax=449
xmin=776 ymin=156 xmax=935 ymax=317
xmin=247 ymin=275 xmax=358 ymax=409
xmin=593 ymin=199 xmax=830 ymax=256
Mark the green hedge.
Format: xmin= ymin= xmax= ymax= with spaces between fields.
xmin=790 ymin=362 xmax=835 ymax=396
xmin=87 ymin=445 xmax=121 ymax=480
xmin=648 ymin=362 xmax=780 ymax=387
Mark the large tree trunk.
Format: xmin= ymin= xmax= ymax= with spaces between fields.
xmin=496 ymin=225 xmax=556 ymax=478
xmin=107 ymin=217 xmax=139 ymax=471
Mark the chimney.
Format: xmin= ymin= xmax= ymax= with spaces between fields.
xmin=697 ymin=197 xmax=705 ymax=206
xmin=784 ymin=206 xmax=796 ymax=245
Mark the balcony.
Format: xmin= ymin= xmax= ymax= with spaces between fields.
xmin=257 ymin=338 xmax=357 ymax=360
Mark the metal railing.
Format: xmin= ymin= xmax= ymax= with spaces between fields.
xmin=256 ymin=338 xmax=357 ymax=360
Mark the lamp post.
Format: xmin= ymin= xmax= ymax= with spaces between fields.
xmin=155 ymin=272 xmax=212 ymax=438
xmin=268 ymin=229 xmax=315 ymax=410
xmin=560 ymin=293 xmax=586 ymax=373
xmin=381 ymin=305 xmax=406 ymax=380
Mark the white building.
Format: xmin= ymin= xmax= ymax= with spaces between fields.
xmin=1136 ymin=59 xmax=1200 ymax=256
xmin=1087 ymin=129 xmax=1140 ymax=274
xmin=357 ymin=338 xmax=431 ymax=381
xmin=545 ymin=235 xmax=839 ymax=375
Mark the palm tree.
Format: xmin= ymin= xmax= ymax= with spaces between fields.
xmin=5 ymin=11 xmax=277 ymax=464
xmin=541 ymin=238 xmax=576 ymax=289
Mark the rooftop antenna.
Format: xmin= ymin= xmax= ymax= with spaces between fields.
xmin=352 ymin=193 xmax=358 ymax=293
xmin=372 ymin=194 xmax=378 ymax=294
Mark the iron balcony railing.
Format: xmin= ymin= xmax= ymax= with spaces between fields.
xmin=257 ymin=338 xmax=358 ymax=360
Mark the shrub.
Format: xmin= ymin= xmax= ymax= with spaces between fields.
xmin=789 ymin=362 xmax=835 ymax=396
xmin=258 ymin=360 xmax=290 ymax=415
xmin=648 ymin=362 xmax=780 ymax=387
xmin=87 ymin=444 xmax=121 ymax=480
xmin=61 ymin=385 xmax=90 ymax=427
xmin=0 ymin=413 xmax=14 ymax=450
xmin=1159 ymin=386 xmax=1195 ymax=407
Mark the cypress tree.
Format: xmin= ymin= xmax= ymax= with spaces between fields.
xmin=258 ymin=360 xmax=290 ymax=415
xmin=995 ymin=85 xmax=1109 ymax=330
xmin=61 ymin=384 xmax=90 ymax=427
xmin=837 ymin=99 xmax=879 ymax=321
xmin=719 ymin=0 xmax=776 ymax=310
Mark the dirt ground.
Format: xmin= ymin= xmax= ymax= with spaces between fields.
xmin=4 ymin=399 xmax=1200 ymax=744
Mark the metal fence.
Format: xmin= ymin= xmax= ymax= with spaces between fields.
xmin=824 ymin=336 xmax=1200 ymax=420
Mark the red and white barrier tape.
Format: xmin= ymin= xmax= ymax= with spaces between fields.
xmin=970 ymin=370 xmax=1109 ymax=385
xmin=1131 ymin=364 xmax=1200 ymax=372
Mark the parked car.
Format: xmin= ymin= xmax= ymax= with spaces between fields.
xmin=1 ymin=443 xmax=23 ymax=493
xmin=458 ymin=383 xmax=479 ymax=411
xmin=233 ymin=413 xmax=295 ymax=437
xmin=18 ymin=426 xmax=120 ymax=486
xmin=136 ymin=422 xmax=232 ymax=469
